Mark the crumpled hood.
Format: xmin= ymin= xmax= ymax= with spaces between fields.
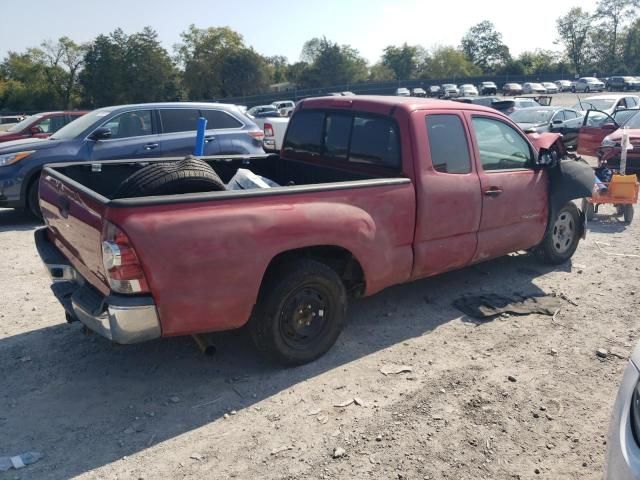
xmin=0 ymin=137 xmax=57 ymax=153
xmin=526 ymin=131 xmax=564 ymax=152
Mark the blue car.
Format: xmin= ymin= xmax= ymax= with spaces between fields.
xmin=0 ymin=102 xmax=265 ymax=217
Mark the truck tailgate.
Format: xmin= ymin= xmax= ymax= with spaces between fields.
xmin=39 ymin=170 xmax=110 ymax=295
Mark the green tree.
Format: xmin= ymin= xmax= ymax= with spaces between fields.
xmin=420 ymin=46 xmax=481 ymax=79
xmin=266 ymin=55 xmax=289 ymax=84
xmin=219 ymin=48 xmax=271 ymax=96
xmin=595 ymin=0 xmax=640 ymax=70
xmin=460 ymin=21 xmax=511 ymax=72
xmin=381 ymin=43 xmax=420 ymax=80
xmin=624 ymin=18 xmax=640 ymax=71
xmin=0 ymin=50 xmax=58 ymax=111
xmin=36 ymin=37 xmax=87 ymax=109
xmin=369 ymin=62 xmax=396 ymax=81
xmin=296 ymin=38 xmax=368 ymax=88
xmin=556 ymin=7 xmax=593 ymax=74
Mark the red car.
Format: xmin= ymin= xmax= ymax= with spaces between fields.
xmin=34 ymin=96 xmax=593 ymax=365
xmin=577 ymin=109 xmax=640 ymax=176
xmin=0 ymin=111 xmax=87 ymax=143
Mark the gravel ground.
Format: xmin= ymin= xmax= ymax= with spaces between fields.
xmin=0 ymin=200 xmax=638 ymax=480
xmin=0 ymin=94 xmax=637 ymax=479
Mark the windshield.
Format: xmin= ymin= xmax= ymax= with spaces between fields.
xmin=573 ymin=99 xmax=616 ymax=111
xmin=583 ymin=77 xmax=599 ymax=83
xmin=51 ymin=108 xmax=110 ymax=140
xmin=618 ymin=110 xmax=640 ymax=128
xmin=510 ymin=109 xmax=553 ymax=124
xmin=443 ymin=84 xmax=456 ymax=89
xmin=7 ymin=115 xmax=41 ymax=133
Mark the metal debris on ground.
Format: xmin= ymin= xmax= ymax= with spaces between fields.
xmin=379 ymin=365 xmax=414 ymax=376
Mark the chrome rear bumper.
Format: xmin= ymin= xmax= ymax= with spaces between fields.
xmin=34 ymin=228 xmax=161 ymax=344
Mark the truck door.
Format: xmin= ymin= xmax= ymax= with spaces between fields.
xmin=576 ymin=110 xmax=618 ymax=157
xmin=411 ymin=111 xmax=482 ymax=279
xmin=467 ymin=114 xmax=548 ymax=262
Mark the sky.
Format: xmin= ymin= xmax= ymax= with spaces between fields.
xmin=1 ymin=0 xmax=600 ymax=64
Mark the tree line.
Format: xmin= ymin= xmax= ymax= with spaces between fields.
xmin=1 ymin=0 xmax=639 ymax=112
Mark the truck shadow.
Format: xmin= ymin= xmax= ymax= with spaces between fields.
xmin=0 ymin=208 xmax=40 ymax=232
xmin=0 ymin=252 xmax=571 ymax=479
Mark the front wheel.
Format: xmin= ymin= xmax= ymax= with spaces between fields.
xmin=535 ymin=203 xmax=582 ymax=265
xmin=27 ymin=175 xmax=43 ymax=220
xmin=248 ymin=259 xmax=347 ymax=366
xmin=585 ymin=86 xmax=590 ymax=93
xmin=624 ymin=204 xmax=634 ymax=224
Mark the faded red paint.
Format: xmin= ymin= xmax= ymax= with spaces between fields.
xmin=42 ymin=96 xmax=556 ymax=338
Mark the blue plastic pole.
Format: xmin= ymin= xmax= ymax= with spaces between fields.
xmin=194 ymin=117 xmax=208 ymax=156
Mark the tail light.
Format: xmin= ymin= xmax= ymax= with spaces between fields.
xmin=101 ymin=221 xmax=149 ymax=294
xmin=248 ymin=130 xmax=265 ymax=143
xmin=264 ymin=123 xmax=274 ymax=138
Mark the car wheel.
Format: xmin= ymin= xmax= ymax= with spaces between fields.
xmin=585 ymin=86 xmax=590 ymax=93
xmin=27 ymin=174 xmax=43 ymax=220
xmin=582 ymin=198 xmax=595 ymax=221
xmin=624 ymin=204 xmax=634 ymax=224
xmin=248 ymin=258 xmax=347 ymax=366
xmin=535 ymin=203 xmax=582 ymax=265
xmin=571 ymin=86 xmax=576 ymax=93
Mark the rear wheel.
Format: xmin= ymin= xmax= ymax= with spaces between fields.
xmin=536 ymin=203 xmax=581 ymax=265
xmin=248 ymin=259 xmax=347 ymax=366
xmin=624 ymin=204 xmax=634 ymax=224
xmin=585 ymin=86 xmax=590 ymax=93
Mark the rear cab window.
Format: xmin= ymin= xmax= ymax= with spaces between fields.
xmin=425 ymin=114 xmax=471 ymax=174
xmin=283 ymin=110 xmax=401 ymax=171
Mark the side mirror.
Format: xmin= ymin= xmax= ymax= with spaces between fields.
xmin=89 ymin=127 xmax=112 ymax=141
xmin=537 ymin=149 xmax=559 ymax=168
xmin=30 ymin=126 xmax=43 ymax=135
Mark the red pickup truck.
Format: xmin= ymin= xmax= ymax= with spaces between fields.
xmin=34 ymin=96 xmax=593 ymax=365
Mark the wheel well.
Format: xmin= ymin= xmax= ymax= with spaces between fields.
xmin=262 ymin=246 xmax=366 ymax=297
xmin=23 ymin=169 xmax=41 ymax=207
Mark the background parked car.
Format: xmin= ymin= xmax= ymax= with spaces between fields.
xmin=573 ymin=94 xmax=640 ymax=115
xmin=428 ymin=85 xmax=441 ymax=97
xmin=510 ymin=106 xmax=584 ymax=148
xmin=458 ymin=84 xmax=479 ymax=97
xmin=572 ymin=77 xmax=606 ymax=93
xmin=396 ymin=87 xmax=410 ymax=97
xmin=411 ymin=87 xmax=426 ymax=97
xmin=272 ymin=100 xmax=295 ymax=117
xmin=542 ymin=82 xmax=559 ymax=94
xmin=452 ymin=96 xmax=515 ymax=114
xmin=606 ymin=76 xmax=640 ymax=91
xmin=0 ymin=111 xmax=87 ymax=143
xmin=0 ymin=115 xmax=25 ymax=132
xmin=247 ymin=105 xmax=281 ymax=118
xmin=478 ymin=81 xmax=497 ymax=95
xmin=555 ymin=80 xmax=573 ymax=92
xmin=523 ymin=82 xmax=547 ymax=94
xmin=0 ymin=102 xmax=265 ymax=217
xmin=502 ymin=83 xmax=523 ymax=95
xmin=440 ymin=84 xmax=459 ymax=98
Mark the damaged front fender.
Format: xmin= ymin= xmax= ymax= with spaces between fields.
xmin=527 ymin=132 xmax=567 ymax=156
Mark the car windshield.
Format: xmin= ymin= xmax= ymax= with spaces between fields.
xmin=51 ymin=108 xmax=110 ymax=140
xmin=616 ymin=110 xmax=640 ymax=127
xmin=6 ymin=115 xmax=41 ymax=132
xmin=583 ymin=77 xmax=599 ymax=83
xmin=510 ymin=109 xmax=554 ymax=124
xmin=443 ymin=84 xmax=456 ymax=88
xmin=573 ymin=99 xmax=616 ymax=110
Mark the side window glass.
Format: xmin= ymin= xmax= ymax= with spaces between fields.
xmin=36 ymin=117 xmax=52 ymax=133
xmin=50 ymin=116 xmax=67 ymax=132
xmin=103 ymin=110 xmax=153 ymax=139
xmin=349 ymin=116 xmax=400 ymax=168
xmin=160 ymin=109 xmax=201 ymax=134
xmin=426 ymin=114 xmax=471 ymax=174
xmin=552 ymin=111 xmax=566 ymax=122
xmin=472 ymin=117 xmax=532 ymax=171
xmin=282 ymin=111 xmax=324 ymax=156
xmin=201 ymin=110 xmax=242 ymax=129
xmin=324 ymin=114 xmax=352 ymax=159
xmin=564 ymin=110 xmax=577 ymax=120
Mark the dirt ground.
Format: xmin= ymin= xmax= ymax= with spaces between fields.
xmin=0 ymin=196 xmax=638 ymax=480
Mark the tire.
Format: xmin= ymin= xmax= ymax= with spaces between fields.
xmin=114 ymin=156 xmax=225 ymax=199
xmin=248 ymin=258 xmax=347 ymax=366
xmin=582 ymin=198 xmax=595 ymax=221
xmin=536 ymin=203 xmax=582 ymax=265
xmin=26 ymin=175 xmax=43 ymax=220
xmin=585 ymin=86 xmax=590 ymax=93
xmin=571 ymin=86 xmax=576 ymax=93
xmin=624 ymin=204 xmax=634 ymax=224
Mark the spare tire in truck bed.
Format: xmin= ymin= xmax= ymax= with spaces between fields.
xmin=113 ymin=156 xmax=226 ymax=199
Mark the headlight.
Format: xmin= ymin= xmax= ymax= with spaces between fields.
xmin=0 ymin=150 xmax=35 ymax=167
xmin=601 ymin=138 xmax=619 ymax=148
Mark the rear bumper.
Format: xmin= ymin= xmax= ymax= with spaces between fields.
xmin=34 ymin=228 xmax=161 ymax=344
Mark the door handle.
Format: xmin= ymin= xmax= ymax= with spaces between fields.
xmin=484 ymin=187 xmax=503 ymax=197
xmin=205 ymin=136 xmax=215 ymax=143
xmin=144 ymin=143 xmax=159 ymax=150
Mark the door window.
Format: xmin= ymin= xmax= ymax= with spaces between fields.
xmin=425 ymin=114 xmax=471 ymax=174
xmin=201 ymin=110 xmax=243 ymax=129
xmin=472 ymin=117 xmax=533 ymax=171
xmin=551 ymin=111 xmax=566 ymax=122
xmin=563 ymin=110 xmax=578 ymax=120
xmin=159 ymin=109 xmax=201 ymax=134
xmin=282 ymin=111 xmax=324 ymax=156
xmin=35 ymin=117 xmax=52 ymax=133
xmin=102 ymin=110 xmax=153 ymax=139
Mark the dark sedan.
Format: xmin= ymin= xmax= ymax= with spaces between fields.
xmin=510 ymin=106 xmax=584 ymax=149
xmin=0 ymin=102 xmax=264 ymax=217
